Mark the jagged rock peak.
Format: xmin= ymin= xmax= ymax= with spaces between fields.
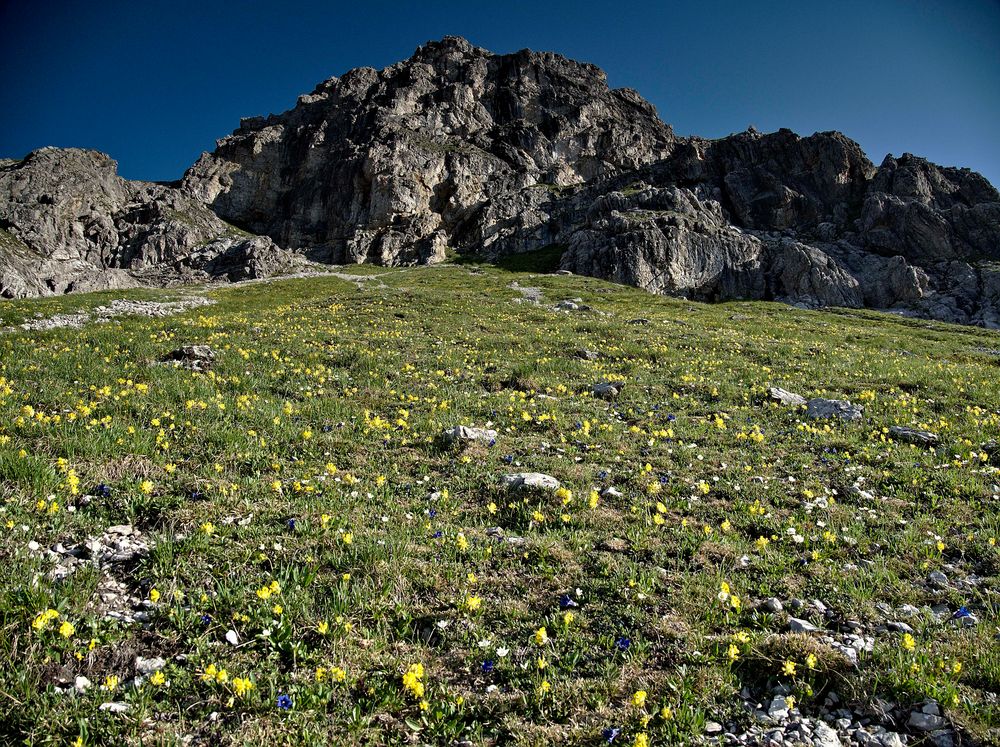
xmin=181 ymin=37 xmax=675 ymax=265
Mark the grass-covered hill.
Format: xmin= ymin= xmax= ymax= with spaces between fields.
xmin=1 ymin=260 xmax=998 ymax=746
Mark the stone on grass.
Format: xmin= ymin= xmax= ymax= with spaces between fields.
xmin=162 ymin=345 xmax=216 ymax=372
xmin=501 ymin=473 xmax=560 ymax=492
xmin=805 ymin=398 xmax=863 ymax=421
xmin=592 ymin=381 xmax=624 ymax=399
xmin=769 ymin=386 xmax=807 ymax=406
xmin=788 ymin=617 xmax=820 ymax=633
xmin=888 ymin=426 xmax=939 ymax=445
xmin=442 ymin=425 xmax=497 ymax=444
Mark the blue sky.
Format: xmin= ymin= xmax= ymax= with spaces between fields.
xmin=2 ymin=0 xmax=998 ymax=186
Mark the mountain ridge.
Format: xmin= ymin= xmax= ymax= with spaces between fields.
xmin=2 ymin=36 xmax=998 ymax=327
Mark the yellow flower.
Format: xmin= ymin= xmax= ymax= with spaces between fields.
xmin=534 ymin=626 xmax=549 ymax=646
xmin=201 ymin=664 xmax=219 ymax=682
xmin=464 ymin=595 xmax=482 ymax=612
xmin=256 ymin=586 xmax=272 ymax=600
xmin=149 ymin=670 xmax=166 ymax=687
xmin=139 ymin=480 xmax=154 ymax=495
xmin=31 ymin=608 xmax=59 ymax=632
xmin=149 ymin=588 xmax=160 ymax=603
xmin=341 ymin=532 xmax=353 ymax=545
xmin=633 ymin=733 xmax=649 ymax=747
xmin=805 ymin=653 xmax=818 ymax=669
xmin=726 ymin=643 xmax=740 ymax=661
xmin=59 ymin=621 xmax=75 ymax=639
xmin=538 ymin=679 xmax=551 ymax=695
xmin=782 ymin=660 xmax=796 ymax=676
xmin=901 ymin=633 xmax=916 ymax=651
xmin=201 ymin=522 xmax=215 ymax=535
xmin=315 ymin=667 xmax=327 ymax=681
xmin=317 ymin=620 xmax=329 ymax=635
xmin=103 ymin=675 xmax=119 ymax=691
xmin=331 ymin=666 xmax=347 ymax=682
xmin=456 ymin=532 xmax=469 ymax=551
xmin=632 ymin=689 xmax=648 ymax=708
xmin=402 ymin=663 xmax=425 ymax=699
xmin=232 ymin=676 xmax=255 ymax=698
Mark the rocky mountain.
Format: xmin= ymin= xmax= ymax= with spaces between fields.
xmin=2 ymin=36 xmax=998 ymax=326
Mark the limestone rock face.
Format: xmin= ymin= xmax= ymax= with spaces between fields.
xmin=182 ymin=36 xmax=674 ymax=266
xmin=3 ymin=37 xmax=999 ymax=329
xmin=0 ymin=148 xmax=297 ymax=298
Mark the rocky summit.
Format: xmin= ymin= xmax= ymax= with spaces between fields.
xmin=2 ymin=36 xmax=999 ymax=326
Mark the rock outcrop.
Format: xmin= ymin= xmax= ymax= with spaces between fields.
xmin=2 ymin=36 xmax=998 ymax=327
xmin=0 ymin=148 xmax=298 ymax=298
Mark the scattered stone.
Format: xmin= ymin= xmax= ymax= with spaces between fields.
xmin=136 ymin=656 xmax=166 ymax=675
xmin=762 ymin=597 xmax=784 ymax=613
xmin=598 ymin=537 xmax=630 ymax=553
xmin=769 ymin=386 xmax=807 ymax=406
xmin=928 ymin=571 xmax=949 ymax=587
xmin=805 ymin=398 xmax=863 ymax=421
xmin=575 ymin=349 xmax=601 ymax=361
xmin=767 ymin=695 xmax=790 ymax=720
xmin=161 ymin=344 xmax=216 ymax=372
xmin=788 ymin=617 xmax=820 ymax=633
xmin=225 ymin=629 xmax=240 ymax=646
xmin=888 ymin=426 xmax=939 ymax=445
xmin=907 ymin=711 xmax=946 ymax=732
xmin=442 ymin=425 xmax=497 ymax=444
xmin=600 ymin=486 xmax=622 ymax=499
xmin=627 ymin=318 xmax=649 ymax=325
xmin=501 ymin=473 xmax=560 ymax=492
xmin=556 ymin=300 xmax=580 ymax=311
xmin=74 ymin=675 xmax=92 ymax=693
xmin=592 ymin=381 xmax=624 ymax=399
xmin=704 ymin=721 xmax=723 ymax=735
xmin=99 ymin=701 xmax=129 ymax=713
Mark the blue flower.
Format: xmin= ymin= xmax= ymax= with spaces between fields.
xmin=481 ymin=660 xmax=495 ymax=673
xmin=614 ymin=637 xmax=631 ymax=652
xmin=598 ymin=470 xmax=608 ymax=480
xmin=95 ymin=484 xmax=112 ymax=498
xmin=951 ymin=606 xmax=972 ymax=619
xmin=602 ymin=727 xmax=621 ymax=743
xmin=432 ymin=530 xmax=443 ymax=539
xmin=503 ymin=455 xmax=514 ymax=465
xmin=286 ymin=518 xmax=296 ymax=531
xmin=189 ymin=490 xmax=204 ymax=501
xmin=666 ymin=414 xmax=676 ymax=422
xmin=488 ymin=439 xmax=496 ymax=447
xmin=559 ymin=594 xmax=578 ymax=609
xmin=276 ymin=694 xmax=293 ymax=710
xmin=428 ymin=509 xmax=437 ymax=518
xmin=200 ymin=614 xmax=212 ymax=626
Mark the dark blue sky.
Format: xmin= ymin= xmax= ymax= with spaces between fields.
xmin=2 ymin=0 xmax=998 ymax=186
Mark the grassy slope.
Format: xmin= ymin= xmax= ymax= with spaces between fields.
xmin=0 ymin=265 xmax=998 ymax=746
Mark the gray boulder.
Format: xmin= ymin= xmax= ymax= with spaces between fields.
xmin=805 ymin=398 xmax=863 ymax=421
xmin=442 ymin=425 xmax=497 ymax=444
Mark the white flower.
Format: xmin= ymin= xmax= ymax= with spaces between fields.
xmin=496 ymin=647 xmax=509 ymax=658
xmin=478 ymin=639 xmax=492 ymax=648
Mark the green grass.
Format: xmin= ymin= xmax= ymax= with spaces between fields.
xmin=0 ymin=265 xmax=998 ymax=746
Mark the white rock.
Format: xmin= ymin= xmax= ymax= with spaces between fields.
xmin=135 ymin=656 xmax=165 ymax=674
xmin=225 ymin=629 xmax=240 ymax=646
xmin=501 ymin=473 xmax=560 ymax=492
